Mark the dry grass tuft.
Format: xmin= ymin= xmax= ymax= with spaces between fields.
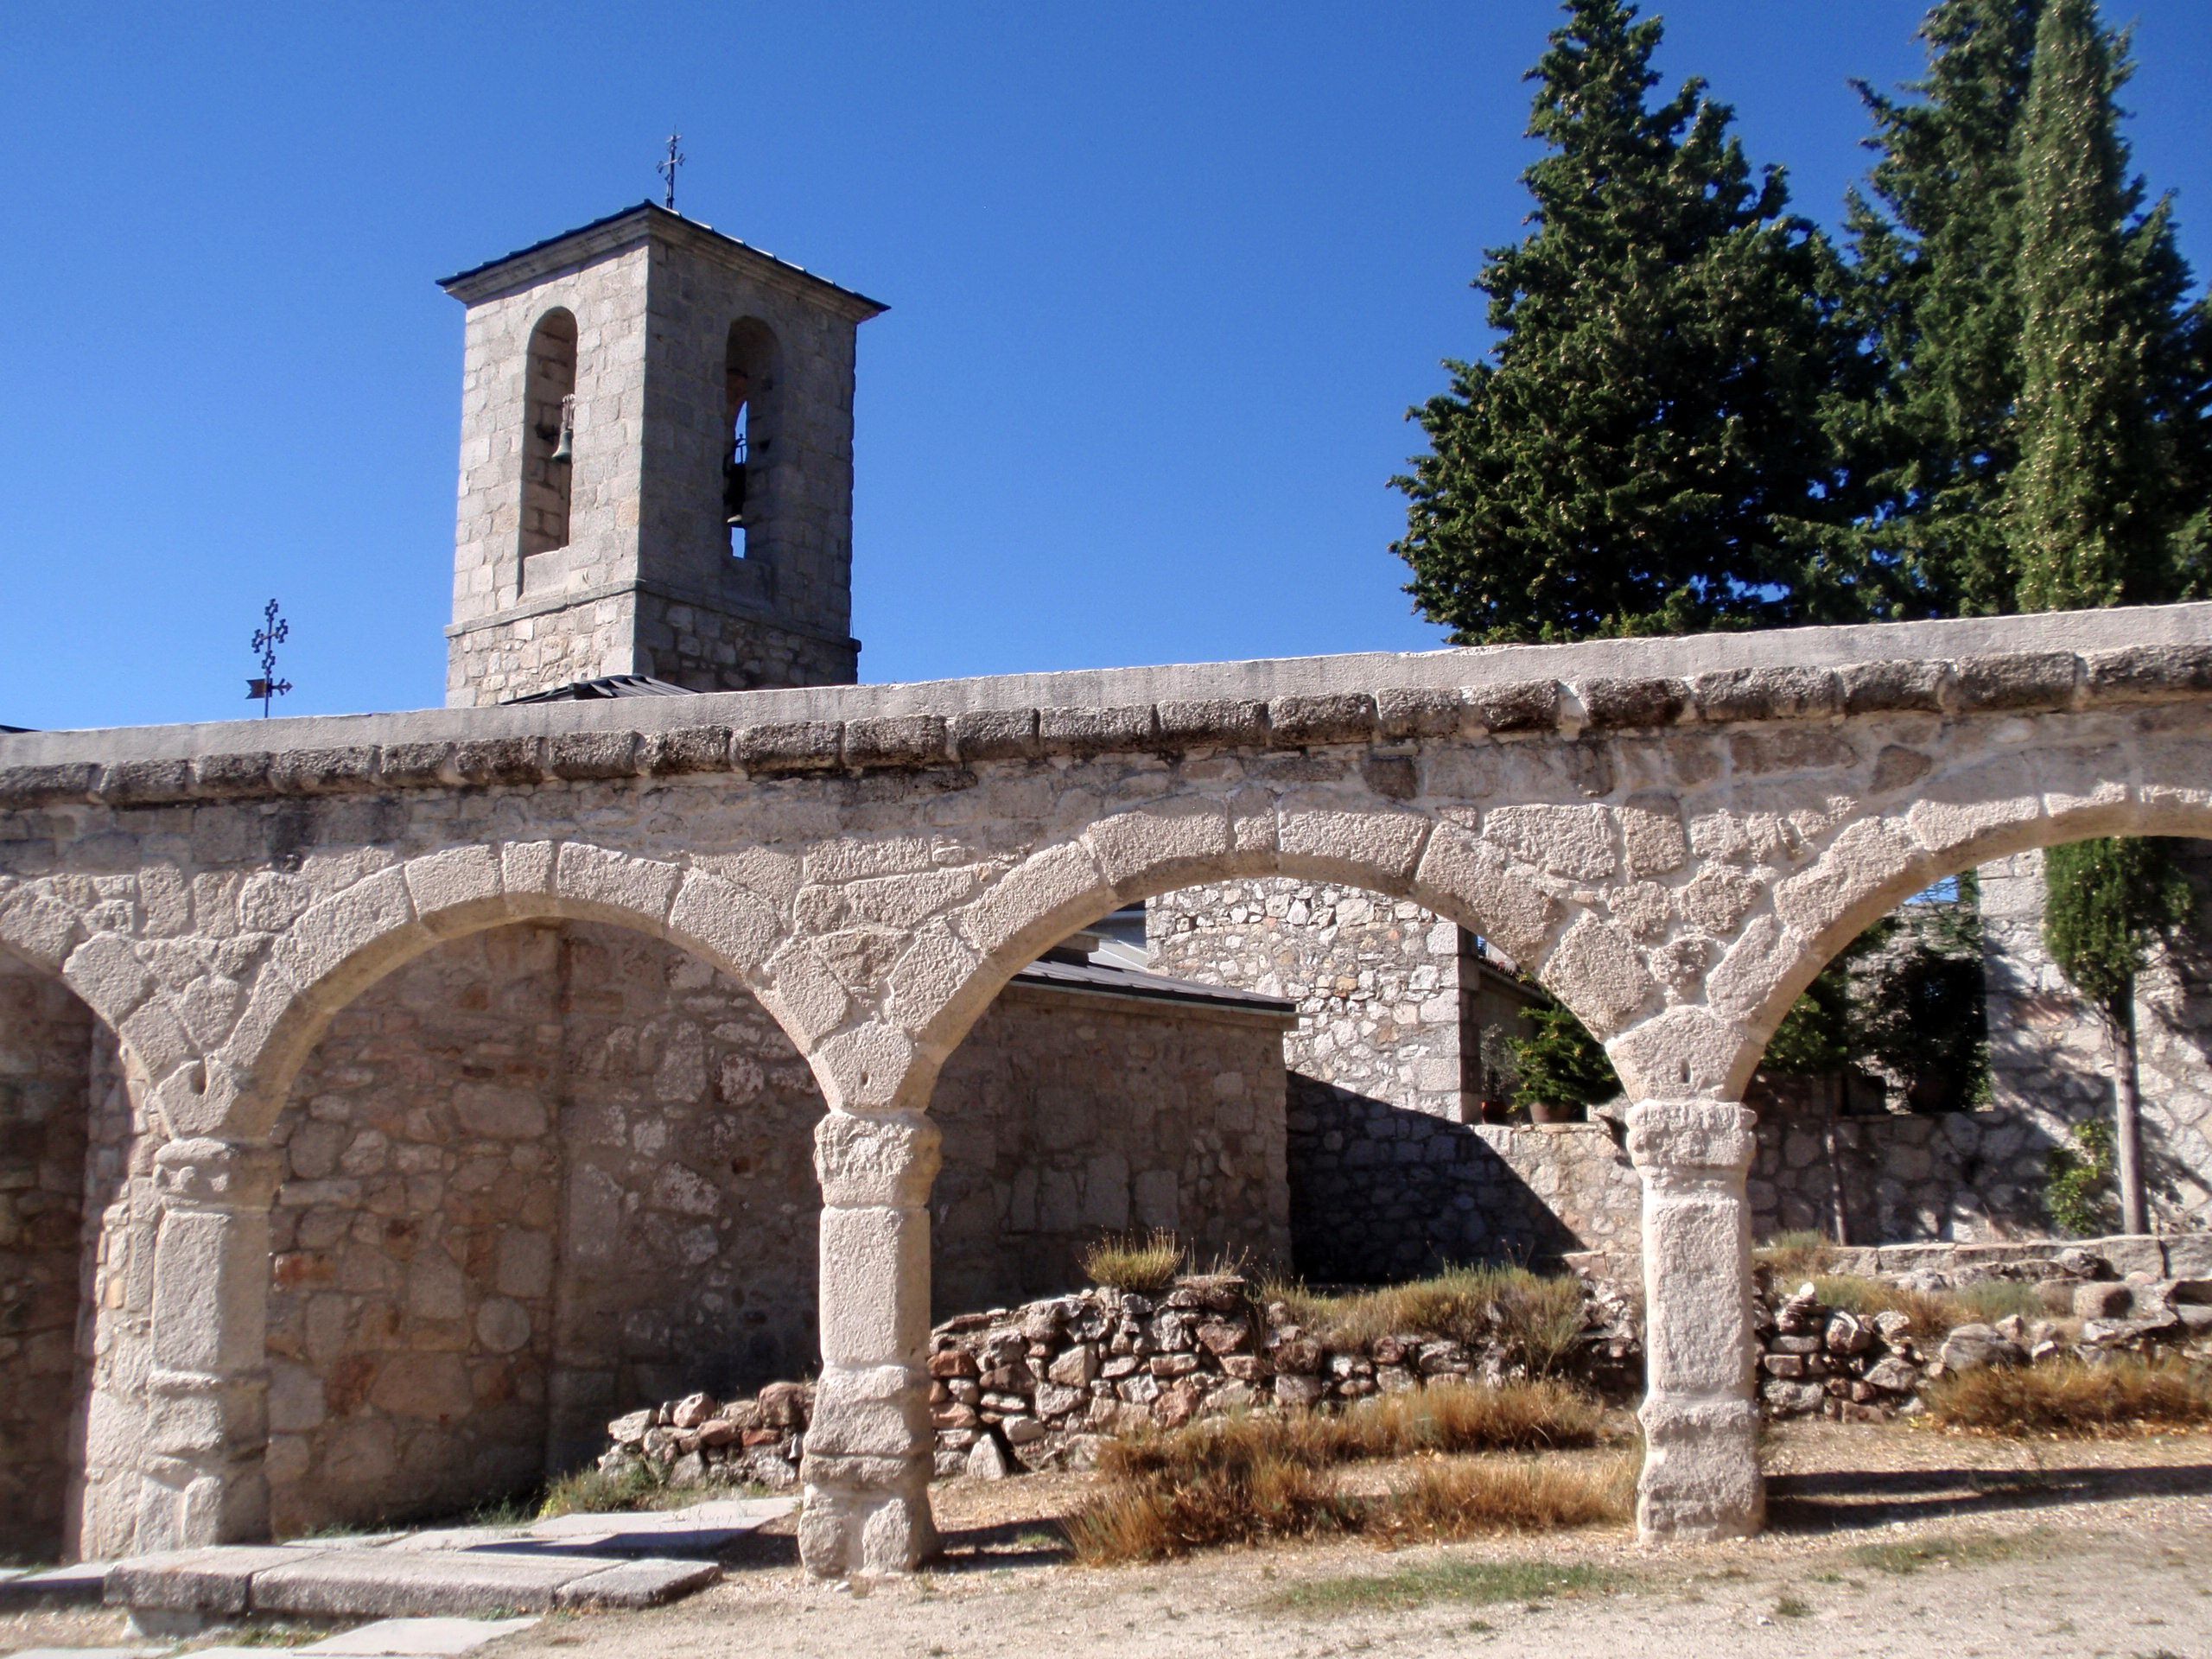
xmin=1808 ymin=1273 xmax=2050 ymax=1336
xmin=1385 ymin=1452 xmax=1636 ymax=1539
xmin=1264 ymin=1267 xmax=1588 ymax=1373
xmin=1923 ymin=1355 xmax=2212 ymax=1437
xmin=1098 ymin=1377 xmax=1604 ymax=1489
xmin=1065 ymin=1450 xmax=1360 ymax=1563
xmin=1081 ymin=1228 xmax=1187 ymax=1294
xmin=1755 ymin=1230 xmax=1836 ymax=1281
xmin=1069 ymin=1379 xmax=1614 ymax=1563
xmin=538 ymin=1460 xmax=664 ymax=1517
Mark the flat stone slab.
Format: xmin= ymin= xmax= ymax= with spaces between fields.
xmin=245 ymin=1547 xmax=712 ymax=1619
xmin=552 ymin=1558 xmax=721 ymax=1609
xmin=0 ymin=1559 xmax=114 ymax=1609
xmin=519 ymin=1497 xmax=797 ymax=1558
xmin=4 ymin=1649 xmax=161 ymax=1658
xmin=300 ymin=1613 xmax=542 ymax=1653
xmin=106 ymin=1544 xmax=302 ymax=1614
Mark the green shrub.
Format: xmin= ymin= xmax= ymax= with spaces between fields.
xmin=2045 ymin=1118 xmax=2119 ymax=1236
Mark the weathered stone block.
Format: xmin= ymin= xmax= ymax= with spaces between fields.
xmin=1577 ymin=676 xmax=1686 ymax=731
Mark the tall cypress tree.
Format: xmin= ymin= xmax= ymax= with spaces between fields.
xmin=2007 ymin=0 xmax=2180 ymax=607
xmin=2009 ymin=0 xmax=2204 ymax=1232
xmin=1841 ymin=0 xmax=2041 ymax=617
xmin=1847 ymin=0 xmax=2210 ymax=612
xmin=1392 ymin=0 xmax=1863 ymax=645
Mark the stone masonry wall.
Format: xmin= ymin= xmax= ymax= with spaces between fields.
xmin=266 ymin=925 xmax=569 ymax=1536
xmin=264 ymin=921 xmax=829 ymax=1534
xmin=546 ymin=923 xmax=823 ymax=1467
xmin=929 ymin=983 xmax=1293 ymax=1316
xmin=1148 ymin=880 xmax=1597 ymax=1279
xmin=0 ymin=953 xmax=93 ymax=1561
xmin=1746 ymin=1076 xmax=2054 ymax=1245
xmin=1982 ymin=845 xmax=2212 ymax=1230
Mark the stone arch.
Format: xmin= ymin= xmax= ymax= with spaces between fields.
xmin=723 ymin=315 xmax=781 ymax=559
xmin=1714 ymin=785 xmax=2212 ymax=1103
xmin=519 ymin=307 xmax=578 ymax=567
xmin=219 ymin=843 xmax=806 ymax=1143
xmin=859 ymin=796 xmax=1590 ymax=1122
xmin=0 ymin=938 xmax=149 ymax=1561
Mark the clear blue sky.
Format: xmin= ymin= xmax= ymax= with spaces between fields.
xmin=2 ymin=3 xmax=2206 ymax=732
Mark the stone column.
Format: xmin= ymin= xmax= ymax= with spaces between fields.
xmin=1626 ymin=1097 xmax=1763 ymax=1542
xmin=137 ymin=1136 xmax=281 ymax=1551
xmin=800 ymin=1112 xmax=941 ymax=1578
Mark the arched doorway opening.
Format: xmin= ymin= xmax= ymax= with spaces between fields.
xmin=263 ymin=917 xmax=826 ymax=1535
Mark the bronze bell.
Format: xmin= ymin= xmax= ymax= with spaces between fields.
xmin=548 ymin=394 xmax=576 ymax=465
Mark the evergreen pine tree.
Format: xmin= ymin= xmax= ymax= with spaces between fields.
xmin=1392 ymin=0 xmax=1863 ymax=644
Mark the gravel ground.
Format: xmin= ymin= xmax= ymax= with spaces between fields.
xmin=492 ymin=1423 xmax=2212 ymax=1659
xmin=9 ymin=1424 xmax=2207 ymax=1658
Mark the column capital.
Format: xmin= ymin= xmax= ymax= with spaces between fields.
xmin=1626 ymin=1098 xmax=1754 ymax=1174
xmin=814 ymin=1111 xmax=941 ymax=1209
xmin=153 ymin=1137 xmax=283 ymax=1211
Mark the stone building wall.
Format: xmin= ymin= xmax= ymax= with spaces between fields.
xmin=545 ymin=924 xmax=824 ymax=1466
xmin=265 ymin=926 xmax=571 ymax=1535
xmin=1147 ymin=880 xmax=1562 ymax=1280
xmin=1981 ymin=845 xmax=2212 ymax=1230
xmin=929 ymin=982 xmax=1293 ymax=1314
xmin=0 ymin=954 xmax=93 ymax=1560
xmin=262 ymin=921 xmax=830 ymax=1533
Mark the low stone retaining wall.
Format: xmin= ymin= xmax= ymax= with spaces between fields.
xmin=1753 ymin=1237 xmax=2212 ymax=1422
xmin=594 ymin=1237 xmax=2212 ymax=1489
xmin=599 ymin=1272 xmax=1640 ymax=1487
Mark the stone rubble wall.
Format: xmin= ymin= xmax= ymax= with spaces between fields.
xmin=598 ymin=1271 xmax=1643 ymax=1489
xmin=1753 ymin=1238 xmax=2212 ymax=1421
xmin=597 ymin=1237 xmax=2212 ymax=1484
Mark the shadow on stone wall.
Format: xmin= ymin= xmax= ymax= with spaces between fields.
xmin=1286 ymin=1079 xmax=1637 ymax=1282
xmin=1750 ymin=1079 xmax=2069 ymax=1243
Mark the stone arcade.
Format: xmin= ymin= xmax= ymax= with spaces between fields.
xmin=3 ymin=205 xmax=2212 ymax=1580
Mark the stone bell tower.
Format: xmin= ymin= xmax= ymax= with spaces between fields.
xmin=438 ymin=202 xmax=886 ymax=706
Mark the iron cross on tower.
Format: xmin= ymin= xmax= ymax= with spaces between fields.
xmin=658 ymin=131 xmax=685 ymax=210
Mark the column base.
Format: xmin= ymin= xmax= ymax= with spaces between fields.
xmin=798 ymin=1455 xmax=938 ymax=1577
xmin=1636 ymin=1395 xmax=1763 ymax=1542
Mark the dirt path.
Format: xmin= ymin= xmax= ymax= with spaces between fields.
xmin=9 ymin=1425 xmax=2208 ymax=1658
xmin=472 ymin=1425 xmax=2212 ymax=1659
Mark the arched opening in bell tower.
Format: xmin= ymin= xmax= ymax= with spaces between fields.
xmin=723 ymin=317 xmax=780 ymax=560
xmin=519 ymin=308 xmax=577 ymax=569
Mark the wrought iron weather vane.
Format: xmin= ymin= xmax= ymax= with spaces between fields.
xmin=248 ymin=599 xmax=292 ymax=718
xmin=658 ymin=130 xmax=685 ymax=211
